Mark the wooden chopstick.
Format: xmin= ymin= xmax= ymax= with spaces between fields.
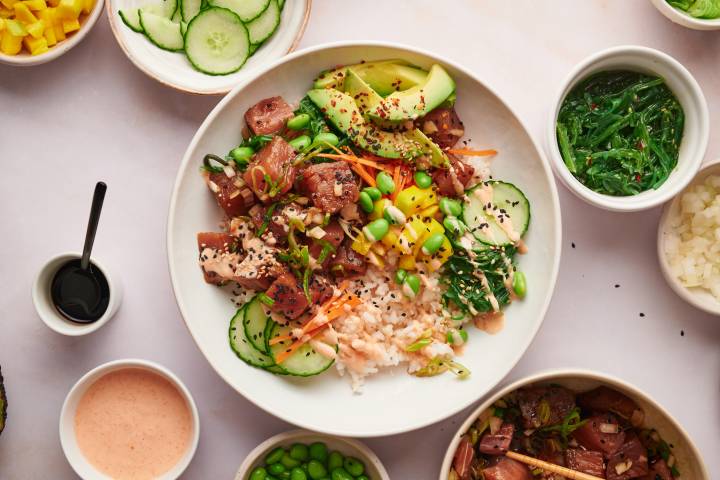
xmin=506 ymin=451 xmax=605 ymax=480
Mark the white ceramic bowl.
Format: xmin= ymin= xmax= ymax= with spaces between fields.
xmin=650 ymin=0 xmax=720 ymax=30
xmin=167 ymin=41 xmax=562 ymax=436
xmin=234 ymin=430 xmax=389 ymax=480
xmin=439 ymin=369 xmax=709 ymax=480
xmin=32 ymin=251 xmax=123 ymax=336
xmin=0 ymin=0 xmax=104 ymax=66
xmin=657 ymin=157 xmax=720 ymax=315
xmin=59 ymin=359 xmax=200 ymax=480
xmin=546 ymin=45 xmax=709 ymax=212
xmin=106 ymin=0 xmax=311 ymax=94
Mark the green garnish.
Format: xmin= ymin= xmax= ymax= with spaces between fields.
xmin=556 ymin=70 xmax=684 ymax=196
xmin=539 ymin=407 xmax=587 ymax=442
xmin=258 ymin=292 xmax=275 ymax=307
xmin=413 ymin=355 xmax=470 ymax=379
xmin=668 ymin=0 xmax=720 ymax=19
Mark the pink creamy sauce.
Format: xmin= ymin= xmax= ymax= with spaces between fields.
xmin=75 ymin=368 xmax=192 ymax=480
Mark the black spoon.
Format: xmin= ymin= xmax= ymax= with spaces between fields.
xmin=51 ymin=182 xmax=110 ymax=324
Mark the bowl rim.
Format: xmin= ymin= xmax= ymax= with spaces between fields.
xmin=165 ymin=40 xmax=562 ymax=437
xmin=59 ymin=358 xmax=200 ymax=479
xmin=0 ymin=0 xmax=105 ymax=66
xmin=438 ymin=367 xmax=710 ymax=480
xmin=234 ymin=429 xmax=391 ymax=480
xmin=104 ymin=0 xmax=312 ymax=95
xmin=545 ymin=44 xmax=709 ymax=212
xmin=657 ymin=157 xmax=720 ymax=316
xmin=649 ymin=0 xmax=720 ymax=30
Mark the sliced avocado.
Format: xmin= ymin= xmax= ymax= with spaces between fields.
xmin=0 ymin=366 xmax=6 ymax=436
xmin=313 ymin=59 xmax=415 ymax=91
xmin=307 ymin=88 xmax=425 ymax=160
xmin=407 ymin=129 xmax=449 ymax=167
xmin=369 ymin=64 xmax=455 ymax=123
xmin=344 ymin=67 xmax=383 ymax=115
xmin=353 ymin=63 xmax=428 ymax=96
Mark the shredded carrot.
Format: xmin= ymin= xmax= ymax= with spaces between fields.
xmin=447 ymin=148 xmax=498 ymax=157
xmin=316 ymin=153 xmax=392 ymax=172
xmin=390 ymin=164 xmax=407 ymax=202
xmin=350 ymin=163 xmax=376 ymax=187
xmin=275 ymin=327 xmax=327 ymax=364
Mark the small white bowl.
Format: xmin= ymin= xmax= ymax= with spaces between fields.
xmin=657 ymin=158 xmax=720 ymax=315
xmin=439 ymin=369 xmax=709 ymax=480
xmin=60 ymin=359 xmax=200 ymax=480
xmin=106 ymin=0 xmax=311 ymax=94
xmin=32 ymin=251 xmax=123 ymax=336
xmin=546 ymin=45 xmax=709 ymax=212
xmin=235 ymin=430 xmax=390 ymax=480
xmin=650 ymin=0 xmax=720 ymax=30
xmin=0 ymin=0 xmax=105 ymax=66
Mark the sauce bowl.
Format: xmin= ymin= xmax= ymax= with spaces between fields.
xmin=546 ymin=45 xmax=709 ymax=212
xmin=59 ymin=359 xmax=200 ymax=480
xmin=438 ymin=369 xmax=709 ymax=480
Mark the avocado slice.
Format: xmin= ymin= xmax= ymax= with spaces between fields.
xmin=313 ymin=59 xmax=423 ymax=94
xmin=0 ymin=366 xmax=6 ymax=436
xmin=307 ymin=88 xmax=425 ymax=160
xmin=407 ymin=129 xmax=449 ymax=167
xmin=344 ymin=67 xmax=383 ymax=115
xmin=369 ymin=64 xmax=455 ymax=123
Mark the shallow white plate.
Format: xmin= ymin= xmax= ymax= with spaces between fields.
xmin=167 ymin=42 xmax=562 ymax=437
xmin=106 ymin=0 xmax=310 ymax=94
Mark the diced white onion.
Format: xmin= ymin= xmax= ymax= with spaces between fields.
xmin=308 ymin=226 xmax=326 ymax=239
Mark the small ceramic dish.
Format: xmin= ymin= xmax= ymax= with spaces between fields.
xmin=439 ymin=369 xmax=709 ymax=480
xmin=60 ymin=359 xmax=200 ymax=480
xmin=650 ymin=0 xmax=720 ymax=30
xmin=32 ymin=251 xmax=123 ymax=336
xmin=106 ymin=0 xmax=311 ymax=94
xmin=546 ymin=45 xmax=709 ymax=212
xmin=0 ymin=0 xmax=105 ymax=66
xmin=657 ymin=158 xmax=720 ymax=315
xmin=235 ymin=429 xmax=390 ymax=480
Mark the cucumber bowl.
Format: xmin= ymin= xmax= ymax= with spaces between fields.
xmin=106 ymin=0 xmax=310 ymax=94
xmin=167 ymin=42 xmax=562 ymax=436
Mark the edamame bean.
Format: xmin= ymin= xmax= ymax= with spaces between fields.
xmin=363 ymin=218 xmax=390 ymax=242
xmin=288 ymin=135 xmax=311 ymax=152
xmin=290 ymin=444 xmax=309 ymax=461
xmin=343 ymin=457 xmax=365 ymax=476
xmin=421 ymin=233 xmax=446 ymax=255
xmin=358 ymin=191 xmax=374 ymax=213
xmin=266 ymin=447 xmax=286 ymax=464
xmin=439 ymin=197 xmax=462 ymax=217
xmin=383 ymin=205 xmax=406 ymax=225
xmin=330 ymin=468 xmax=353 ymax=480
xmin=327 ymin=451 xmax=344 ymax=472
xmin=309 ymin=442 xmax=328 ymax=462
xmin=362 ymin=187 xmax=382 ymax=201
xmin=307 ymin=460 xmax=327 ymax=479
xmin=376 ymin=171 xmax=395 ymax=194
xmin=266 ymin=476 xmax=280 ymax=480
xmin=279 ymin=472 xmax=291 ymax=480
xmin=287 ymin=113 xmax=310 ymax=130
xmin=402 ymin=274 xmax=421 ymax=298
xmin=269 ymin=463 xmax=286 ymax=475
xmin=513 ymin=271 xmax=527 ymax=298
xmin=281 ymin=453 xmax=301 ymax=469
xmin=395 ymin=269 xmax=407 ymax=285
xmin=443 ymin=216 xmax=465 ymax=236
xmin=357 ymin=476 xmax=369 ymax=480
xmin=414 ymin=170 xmax=432 ymax=189
xmin=290 ymin=467 xmax=308 ymax=480
xmin=250 ymin=467 xmax=267 ymax=480
xmin=230 ymin=146 xmax=254 ymax=163
xmin=312 ymin=132 xmax=339 ymax=148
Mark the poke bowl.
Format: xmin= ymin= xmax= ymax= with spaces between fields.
xmin=440 ymin=369 xmax=709 ymax=480
xmin=167 ymin=41 xmax=561 ymax=437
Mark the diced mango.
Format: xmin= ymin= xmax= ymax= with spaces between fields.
xmin=398 ymin=255 xmax=416 ymax=271
xmin=12 ymin=1 xmax=35 ymax=22
xmin=22 ymin=0 xmax=45 ymax=9
xmin=80 ymin=0 xmax=91 ymax=14
xmin=351 ymin=234 xmax=373 ymax=256
xmin=22 ymin=33 xmax=46 ymax=54
xmin=42 ymin=18 xmax=54 ymax=43
xmin=47 ymin=8 xmax=65 ymax=40
xmin=56 ymin=0 xmax=80 ymax=19
xmin=4 ymin=17 xmax=25 ymax=35
xmin=47 ymin=0 xmax=59 ymax=6
xmin=0 ymin=18 xmax=4 ymax=30
xmin=420 ymin=204 xmax=440 ymax=219
xmin=381 ymin=225 xmax=401 ymax=250
xmin=0 ymin=0 xmax=17 ymax=11
xmin=0 ymin=6 xmax=12 ymax=17
xmin=61 ymin=17 xmax=77 ymax=32
xmin=395 ymin=186 xmax=438 ymax=217
xmin=26 ymin=18 xmax=43 ymax=37
xmin=0 ymin=29 xmax=21 ymax=53
xmin=369 ymin=198 xmax=392 ymax=221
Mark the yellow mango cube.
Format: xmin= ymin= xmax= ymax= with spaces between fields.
xmin=61 ymin=17 xmax=77 ymax=32
xmin=80 ymin=0 xmax=91 ymax=14
xmin=23 ymin=34 xmax=47 ymax=54
xmin=56 ymin=0 xmax=81 ymax=19
xmin=417 ymin=237 xmax=452 ymax=272
xmin=350 ymin=234 xmax=373 ymax=256
xmin=22 ymin=0 xmax=46 ymax=9
xmin=26 ymin=19 xmax=44 ymax=38
xmin=369 ymin=198 xmax=391 ymax=221
xmin=381 ymin=225 xmax=401 ymax=250
xmin=13 ymin=1 xmax=37 ymax=22
xmin=395 ymin=186 xmax=438 ymax=217
xmin=0 ymin=29 xmax=21 ymax=54
xmin=398 ymin=255 xmax=416 ymax=271
xmin=47 ymin=0 xmax=59 ymax=6
xmin=42 ymin=18 xmax=55 ymax=44
xmin=0 ymin=18 xmax=4 ymax=30
xmin=4 ymin=18 xmax=26 ymax=35
xmin=0 ymin=0 xmax=16 ymax=11
xmin=0 ymin=6 xmax=12 ymax=17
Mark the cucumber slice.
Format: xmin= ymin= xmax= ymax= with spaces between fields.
xmin=119 ymin=9 xmax=143 ymax=32
xmin=207 ymin=0 xmax=268 ymax=21
xmin=277 ymin=0 xmax=284 ymax=9
xmin=185 ymin=7 xmax=250 ymax=75
xmin=180 ymin=20 xmax=188 ymax=35
xmin=229 ymin=307 xmax=274 ymax=368
xmin=243 ymin=296 xmax=270 ymax=353
xmin=181 ymin=0 xmax=202 ymax=21
xmin=245 ymin=0 xmax=279 ymax=45
xmin=248 ymin=42 xmax=259 ymax=55
xmin=267 ymin=322 xmax=336 ymax=377
xmin=463 ymin=181 xmax=530 ymax=246
xmin=171 ymin=6 xmax=181 ymax=21
xmin=139 ymin=10 xmax=184 ymax=51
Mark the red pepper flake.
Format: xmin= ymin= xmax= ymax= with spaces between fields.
xmin=590 ymin=103 xmax=598 ymax=110
xmin=635 ymin=174 xmax=642 ymax=182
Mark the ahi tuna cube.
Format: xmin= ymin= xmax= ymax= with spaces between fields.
xmin=606 ymin=434 xmax=649 ymax=480
xmin=244 ymin=96 xmax=295 ymax=135
xmin=243 ymin=137 xmax=297 ymax=203
xmin=565 ymin=449 xmax=606 ymax=477
xmin=482 ymin=457 xmax=532 ymax=480
xmin=572 ymin=413 xmax=626 ymax=457
xmin=301 ymin=161 xmax=359 ymax=213
xmin=478 ymin=422 xmax=515 ymax=455
xmin=516 ymin=386 xmax=576 ymax=429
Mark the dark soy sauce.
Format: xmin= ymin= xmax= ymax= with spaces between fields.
xmin=51 ymin=259 xmax=110 ymax=323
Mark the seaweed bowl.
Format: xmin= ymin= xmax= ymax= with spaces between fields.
xmin=650 ymin=0 xmax=720 ymax=30
xmin=546 ymin=45 xmax=709 ymax=212
xmin=439 ymin=369 xmax=709 ymax=480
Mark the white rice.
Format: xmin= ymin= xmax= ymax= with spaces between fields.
xmin=665 ymin=174 xmax=720 ymax=300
